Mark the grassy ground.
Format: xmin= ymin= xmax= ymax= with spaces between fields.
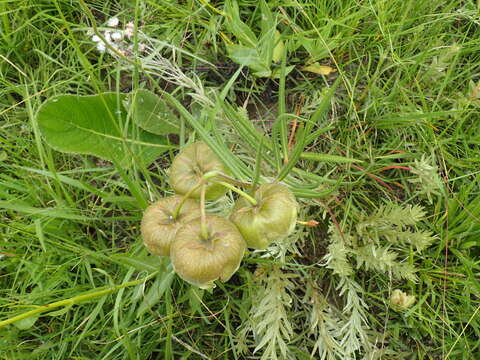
xmin=1 ymin=0 xmax=480 ymax=359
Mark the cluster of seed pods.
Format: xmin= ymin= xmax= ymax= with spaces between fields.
xmin=141 ymin=142 xmax=298 ymax=289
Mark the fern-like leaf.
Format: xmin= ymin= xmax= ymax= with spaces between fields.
xmin=250 ymin=265 xmax=295 ymax=360
xmin=337 ymin=277 xmax=371 ymax=356
xmin=354 ymin=244 xmax=417 ymax=281
xmin=394 ymin=230 xmax=436 ymax=251
xmin=355 ymin=244 xmax=398 ymax=272
xmin=408 ymin=155 xmax=443 ymax=202
xmin=357 ymin=204 xmax=426 ymax=232
xmin=323 ymin=225 xmax=353 ymax=276
xmin=356 ymin=203 xmax=434 ymax=252
xmin=307 ymin=284 xmax=345 ymax=360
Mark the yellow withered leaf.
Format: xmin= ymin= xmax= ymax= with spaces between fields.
xmin=301 ymin=63 xmax=336 ymax=75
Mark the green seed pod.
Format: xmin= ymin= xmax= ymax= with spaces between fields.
xmin=169 ymin=141 xmax=228 ymax=200
xmin=141 ymin=195 xmax=201 ymax=256
xmin=170 ymin=215 xmax=246 ymax=289
xmin=230 ymin=183 xmax=298 ymax=249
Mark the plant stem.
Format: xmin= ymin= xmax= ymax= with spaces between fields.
xmin=214 ymin=172 xmax=252 ymax=188
xmin=0 ymin=272 xmax=158 ymax=329
xmin=172 ymin=183 xmax=202 ymax=219
xmin=200 ymin=184 xmax=209 ymax=241
xmin=217 ymin=181 xmax=258 ymax=206
xmin=171 ymin=171 xmax=220 ymax=219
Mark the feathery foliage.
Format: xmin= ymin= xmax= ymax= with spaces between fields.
xmin=306 ymin=282 xmax=344 ymax=360
xmin=240 ymin=265 xmax=295 ymax=360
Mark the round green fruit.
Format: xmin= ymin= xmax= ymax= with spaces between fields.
xmin=170 ymin=215 xmax=246 ymax=289
xmin=141 ymin=195 xmax=201 ymax=256
xmin=230 ymin=183 xmax=298 ymax=249
xmin=169 ymin=141 xmax=228 ymax=200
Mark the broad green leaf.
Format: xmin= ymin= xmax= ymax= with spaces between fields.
xmin=37 ymin=93 xmax=172 ymax=167
xmin=271 ymin=65 xmax=295 ymax=79
xmin=13 ymin=316 xmax=38 ymax=330
xmin=131 ymin=89 xmax=181 ymax=135
xmin=301 ymin=152 xmax=362 ymax=163
xmin=224 ymin=0 xmax=257 ymax=47
xmin=226 ymin=44 xmax=262 ymax=68
xmin=253 ymin=69 xmax=273 ymax=78
xmin=227 ymin=44 xmax=271 ymax=77
xmin=293 ymin=23 xmax=339 ymax=62
xmin=272 ymin=30 xmax=285 ymax=63
xmin=298 ymin=37 xmax=337 ymax=61
xmin=136 ymin=271 xmax=174 ymax=317
xmin=259 ymin=0 xmax=275 ymax=42
xmin=258 ymin=0 xmax=276 ymax=65
xmin=187 ymin=287 xmax=209 ymax=319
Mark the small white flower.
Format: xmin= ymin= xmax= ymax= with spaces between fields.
xmin=124 ymin=28 xmax=134 ymax=38
xmin=104 ymin=31 xmax=112 ymax=43
xmin=125 ymin=22 xmax=134 ymax=38
xmin=111 ymin=32 xmax=122 ymax=41
xmin=107 ymin=17 xmax=119 ymax=27
xmin=96 ymin=42 xmax=106 ymax=52
xmin=91 ymin=35 xmax=101 ymax=42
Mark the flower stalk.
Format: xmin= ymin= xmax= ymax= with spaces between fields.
xmin=200 ymin=184 xmax=209 ymax=242
xmin=171 ymin=171 xmax=219 ymax=219
xmin=217 ymin=181 xmax=258 ymax=206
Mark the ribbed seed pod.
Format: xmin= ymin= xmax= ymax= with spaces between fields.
xmin=170 ymin=215 xmax=246 ymax=289
xmin=141 ymin=195 xmax=201 ymax=256
xmin=169 ymin=141 xmax=228 ymax=200
xmin=230 ymin=183 xmax=298 ymax=249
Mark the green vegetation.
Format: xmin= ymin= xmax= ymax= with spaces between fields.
xmin=1 ymin=0 xmax=479 ymax=359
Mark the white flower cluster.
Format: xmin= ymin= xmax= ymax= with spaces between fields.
xmin=89 ymin=17 xmax=144 ymax=57
xmin=87 ymin=15 xmax=213 ymax=106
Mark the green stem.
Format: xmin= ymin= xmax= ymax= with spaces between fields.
xmin=172 ymin=183 xmax=202 ymax=219
xmin=0 ymin=272 xmax=158 ymax=329
xmin=200 ymin=184 xmax=209 ymax=241
xmin=171 ymin=171 xmax=220 ymax=219
xmin=214 ymin=173 xmax=252 ymax=188
xmin=217 ymin=181 xmax=258 ymax=206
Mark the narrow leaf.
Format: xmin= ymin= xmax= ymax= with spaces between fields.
xmin=301 ymin=152 xmax=362 ymax=163
xmin=111 ymin=254 xmax=161 ymax=273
